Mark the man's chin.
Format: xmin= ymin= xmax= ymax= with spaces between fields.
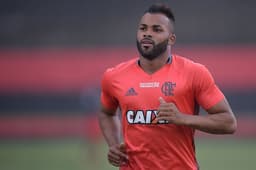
xmin=142 ymin=54 xmax=158 ymax=61
xmin=141 ymin=51 xmax=152 ymax=56
xmin=141 ymin=48 xmax=154 ymax=55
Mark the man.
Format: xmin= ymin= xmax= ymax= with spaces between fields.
xmin=99 ymin=3 xmax=237 ymax=170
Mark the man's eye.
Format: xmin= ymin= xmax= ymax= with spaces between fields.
xmin=154 ymin=28 xmax=162 ymax=32
xmin=140 ymin=27 xmax=146 ymax=31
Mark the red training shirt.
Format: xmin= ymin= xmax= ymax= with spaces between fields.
xmin=101 ymin=54 xmax=224 ymax=170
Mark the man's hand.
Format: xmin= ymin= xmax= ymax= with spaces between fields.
xmin=156 ymin=97 xmax=186 ymax=125
xmin=108 ymin=143 xmax=129 ymax=167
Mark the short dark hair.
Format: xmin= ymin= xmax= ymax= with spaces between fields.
xmin=145 ymin=3 xmax=175 ymax=23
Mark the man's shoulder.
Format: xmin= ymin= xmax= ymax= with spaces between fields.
xmin=173 ymin=54 xmax=213 ymax=81
xmin=103 ymin=58 xmax=138 ymax=78
xmin=174 ymin=54 xmax=205 ymax=70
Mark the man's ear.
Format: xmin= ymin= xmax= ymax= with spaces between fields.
xmin=168 ymin=34 xmax=176 ymax=45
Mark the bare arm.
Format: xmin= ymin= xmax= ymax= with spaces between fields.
xmin=98 ymin=105 xmax=128 ymax=166
xmin=157 ymin=97 xmax=237 ymax=134
xmin=184 ymin=98 xmax=237 ymax=134
xmin=98 ymin=105 xmax=121 ymax=146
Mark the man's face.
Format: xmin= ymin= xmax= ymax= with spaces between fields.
xmin=136 ymin=13 xmax=174 ymax=60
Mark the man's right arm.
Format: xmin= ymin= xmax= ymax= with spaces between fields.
xmin=98 ymin=105 xmax=129 ymax=167
xmin=98 ymin=105 xmax=121 ymax=147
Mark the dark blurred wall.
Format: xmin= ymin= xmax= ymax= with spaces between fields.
xmin=0 ymin=0 xmax=256 ymax=47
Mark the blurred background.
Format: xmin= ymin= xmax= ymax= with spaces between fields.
xmin=0 ymin=0 xmax=255 ymax=170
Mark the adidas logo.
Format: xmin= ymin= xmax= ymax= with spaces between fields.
xmin=125 ymin=88 xmax=138 ymax=96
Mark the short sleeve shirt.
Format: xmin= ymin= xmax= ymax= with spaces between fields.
xmin=101 ymin=54 xmax=224 ymax=170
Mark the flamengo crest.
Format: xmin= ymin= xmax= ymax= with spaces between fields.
xmin=161 ymin=82 xmax=176 ymax=96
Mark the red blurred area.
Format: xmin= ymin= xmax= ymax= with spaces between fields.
xmin=0 ymin=45 xmax=255 ymax=93
xmin=0 ymin=46 xmax=255 ymax=139
xmin=0 ymin=48 xmax=134 ymax=93
xmin=0 ymin=115 xmax=101 ymax=140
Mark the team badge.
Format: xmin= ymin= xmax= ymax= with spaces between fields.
xmin=161 ymin=82 xmax=176 ymax=96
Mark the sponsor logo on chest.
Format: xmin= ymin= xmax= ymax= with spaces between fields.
xmin=140 ymin=82 xmax=160 ymax=88
xmin=124 ymin=82 xmax=176 ymax=96
xmin=126 ymin=110 xmax=168 ymax=124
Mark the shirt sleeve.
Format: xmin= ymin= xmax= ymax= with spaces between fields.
xmin=101 ymin=69 xmax=119 ymax=110
xmin=193 ymin=64 xmax=224 ymax=110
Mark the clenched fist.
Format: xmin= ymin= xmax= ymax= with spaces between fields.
xmin=156 ymin=97 xmax=187 ymax=125
xmin=108 ymin=143 xmax=129 ymax=167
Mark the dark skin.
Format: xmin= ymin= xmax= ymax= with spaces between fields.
xmin=137 ymin=13 xmax=176 ymax=74
xmin=98 ymin=12 xmax=237 ymax=167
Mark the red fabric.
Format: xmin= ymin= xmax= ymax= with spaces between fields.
xmin=101 ymin=55 xmax=225 ymax=170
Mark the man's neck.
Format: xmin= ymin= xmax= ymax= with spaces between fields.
xmin=139 ymin=53 xmax=170 ymax=74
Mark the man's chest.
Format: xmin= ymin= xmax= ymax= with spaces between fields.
xmin=112 ymin=72 xmax=192 ymax=110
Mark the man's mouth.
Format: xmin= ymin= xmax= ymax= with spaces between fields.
xmin=140 ymin=39 xmax=154 ymax=49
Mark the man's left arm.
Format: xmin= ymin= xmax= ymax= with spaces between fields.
xmin=157 ymin=97 xmax=237 ymax=134
xmin=185 ymin=97 xmax=237 ymax=134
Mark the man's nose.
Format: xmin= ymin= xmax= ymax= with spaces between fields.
xmin=143 ymin=34 xmax=152 ymax=38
